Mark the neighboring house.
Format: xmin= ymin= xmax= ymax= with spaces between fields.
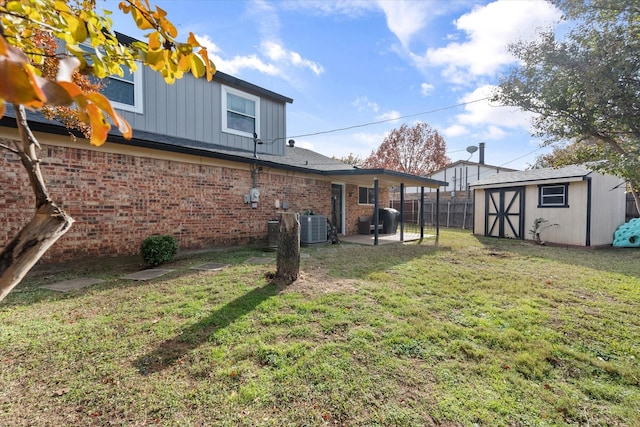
xmin=425 ymin=143 xmax=517 ymax=199
xmin=470 ymin=165 xmax=626 ymax=247
xmin=0 ymin=34 xmax=446 ymax=262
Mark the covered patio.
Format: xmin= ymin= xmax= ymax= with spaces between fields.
xmin=324 ymin=168 xmax=447 ymax=245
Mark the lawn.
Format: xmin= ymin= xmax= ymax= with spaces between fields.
xmin=1 ymin=229 xmax=638 ymax=426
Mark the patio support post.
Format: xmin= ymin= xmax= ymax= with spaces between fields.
xmin=400 ymin=183 xmax=405 ymax=242
xmin=373 ymin=178 xmax=379 ymax=245
xmin=436 ymin=188 xmax=441 ymax=237
xmin=420 ymin=186 xmax=425 ymax=240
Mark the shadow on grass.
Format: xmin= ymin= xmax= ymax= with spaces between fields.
xmin=134 ymin=283 xmax=280 ymax=375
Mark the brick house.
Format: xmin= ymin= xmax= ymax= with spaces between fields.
xmin=0 ymin=35 xmax=446 ymax=262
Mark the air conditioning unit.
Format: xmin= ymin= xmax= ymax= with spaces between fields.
xmin=300 ymin=215 xmax=327 ymax=244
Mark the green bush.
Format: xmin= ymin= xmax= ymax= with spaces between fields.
xmin=140 ymin=235 xmax=178 ymax=266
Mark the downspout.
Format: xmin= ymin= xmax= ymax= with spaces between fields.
xmin=585 ymin=176 xmax=592 ymax=246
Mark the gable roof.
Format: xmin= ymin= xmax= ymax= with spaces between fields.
xmin=429 ymin=160 xmax=517 ymax=175
xmin=470 ymin=165 xmax=593 ymax=188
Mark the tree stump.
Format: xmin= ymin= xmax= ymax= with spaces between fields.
xmin=273 ymin=212 xmax=300 ymax=286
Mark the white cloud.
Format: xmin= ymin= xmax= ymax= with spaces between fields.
xmin=484 ymin=125 xmax=506 ymax=140
xmin=439 ymin=84 xmax=538 ymax=150
xmin=420 ymin=82 xmax=435 ymax=96
xmin=416 ymin=0 xmax=561 ymax=82
xmin=261 ymin=41 xmax=324 ymax=76
xmin=194 ymin=0 xmax=323 ymax=80
xmin=376 ymin=110 xmax=401 ymax=121
xmin=195 ymin=35 xmax=322 ymax=79
xmin=376 ymin=0 xmax=430 ymax=47
xmin=443 ymin=124 xmax=469 ymax=138
xmin=456 ymin=84 xmax=535 ymax=131
xmin=352 ymin=96 xmax=379 ymax=113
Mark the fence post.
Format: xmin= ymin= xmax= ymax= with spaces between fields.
xmin=462 ymin=201 xmax=468 ymax=230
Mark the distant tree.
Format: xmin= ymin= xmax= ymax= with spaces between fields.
xmin=362 ymin=122 xmax=450 ymax=176
xmin=494 ymin=0 xmax=640 ymax=212
xmin=0 ymin=0 xmax=215 ymax=301
xmin=530 ymin=138 xmax=603 ymax=170
xmin=333 ymin=153 xmax=364 ymax=167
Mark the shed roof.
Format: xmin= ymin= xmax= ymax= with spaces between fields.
xmin=470 ymin=165 xmax=592 ymax=188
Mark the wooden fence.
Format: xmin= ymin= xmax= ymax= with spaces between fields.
xmin=392 ymin=194 xmax=638 ymax=230
xmin=390 ymin=199 xmax=474 ymax=230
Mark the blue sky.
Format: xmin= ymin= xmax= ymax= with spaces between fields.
xmin=104 ymin=0 xmax=563 ymax=170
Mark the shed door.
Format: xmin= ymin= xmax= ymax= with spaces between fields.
xmin=485 ymin=187 xmax=525 ymax=239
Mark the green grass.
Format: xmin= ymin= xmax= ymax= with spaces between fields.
xmin=1 ymin=229 xmax=639 ymax=426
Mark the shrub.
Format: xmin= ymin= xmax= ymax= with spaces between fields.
xmin=140 ymin=235 xmax=178 ymax=266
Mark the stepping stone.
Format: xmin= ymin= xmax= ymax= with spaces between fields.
xmin=244 ymin=257 xmax=275 ymax=265
xmin=300 ymin=253 xmax=311 ymax=258
xmin=41 ymin=278 xmax=104 ymax=292
xmin=191 ymin=262 xmax=229 ymax=271
xmin=123 ymin=269 xmax=174 ymax=281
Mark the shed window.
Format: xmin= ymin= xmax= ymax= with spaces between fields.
xmin=222 ymin=85 xmax=260 ymax=137
xmin=358 ymin=187 xmax=375 ymax=205
xmin=538 ymin=184 xmax=569 ymax=207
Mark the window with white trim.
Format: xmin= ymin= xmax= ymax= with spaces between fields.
xmin=80 ymin=44 xmax=143 ymax=113
xmin=358 ymin=186 xmax=376 ymax=205
xmin=538 ymin=184 xmax=569 ymax=207
xmin=102 ymin=67 xmax=143 ymax=113
xmin=222 ymin=85 xmax=260 ymax=137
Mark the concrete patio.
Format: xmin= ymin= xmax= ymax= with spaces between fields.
xmin=339 ymin=231 xmax=433 ymax=246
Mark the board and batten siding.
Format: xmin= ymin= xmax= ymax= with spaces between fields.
xmin=116 ymin=67 xmax=287 ymax=156
xmin=473 ymin=172 xmax=626 ymax=246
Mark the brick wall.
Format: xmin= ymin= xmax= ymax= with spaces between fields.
xmin=0 ymin=138 xmax=331 ymax=263
xmin=343 ymin=183 xmax=390 ymax=234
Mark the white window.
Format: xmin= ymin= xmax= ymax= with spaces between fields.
xmin=358 ymin=186 xmax=376 ymax=205
xmin=103 ymin=66 xmax=143 ymax=114
xmin=79 ymin=44 xmax=143 ymax=114
xmin=222 ymin=85 xmax=260 ymax=138
xmin=538 ymin=184 xmax=569 ymax=207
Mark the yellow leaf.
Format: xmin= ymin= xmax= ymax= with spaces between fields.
xmin=189 ymin=54 xmax=205 ymax=79
xmin=38 ymin=79 xmax=74 ymax=106
xmin=54 ymin=0 xmax=72 ymax=13
xmin=132 ymin=7 xmax=154 ymax=30
xmin=0 ymin=100 xmax=5 ymax=119
xmin=62 ymin=12 xmax=88 ymax=43
xmin=113 ymin=111 xmax=132 ymax=139
xmin=57 ymin=81 xmax=84 ymax=99
xmin=118 ymin=2 xmax=132 ymax=13
xmin=85 ymin=93 xmax=132 ymax=139
xmin=86 ymin=104 xmax=110 ymax=146
xmin=187 ymin=32 xmax=201 ymax=48
xmin=177 ymin=53 xmax=191 ymax=73
xmin=0 ymin=59 xmax=46 ymax=109
xmin=198 ymin=48 xmax=216 ymax=81
xmin=148 ymin=31 xmax=161 ymax=51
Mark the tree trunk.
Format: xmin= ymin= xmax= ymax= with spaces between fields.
xmin=0 ymin=105 xmax=74 ymax=302
xmin=274 ymin=212 xmax=300 ymax=286
xmin=0 ymin=201 xmax=73 ymax=301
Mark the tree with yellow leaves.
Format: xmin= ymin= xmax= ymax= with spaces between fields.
xmin=0 ymin=0 xmax=216 ymax=301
